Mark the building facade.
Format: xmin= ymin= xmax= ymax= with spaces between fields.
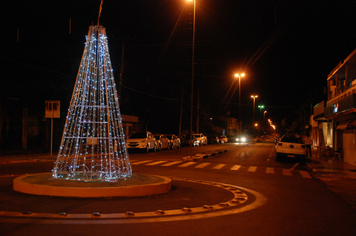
xmin=315 ymin=49 xmax=356 ymax=165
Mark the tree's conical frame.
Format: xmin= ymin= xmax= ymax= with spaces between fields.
xmin=52 ymin=25 xmax=132 ymax=181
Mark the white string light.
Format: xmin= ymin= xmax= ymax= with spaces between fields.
xmin=52 ymin=25 xmax=132 ymax=182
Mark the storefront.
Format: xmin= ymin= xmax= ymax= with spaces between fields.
xmin=324 ymin=94 xmax=356 ymax=165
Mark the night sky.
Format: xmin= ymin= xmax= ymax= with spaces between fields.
xmin=2 ymin=0 xmax=356 ymax=134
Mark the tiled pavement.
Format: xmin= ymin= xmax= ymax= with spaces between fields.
xmin=307 ymin=149 xmax=356 ymax=209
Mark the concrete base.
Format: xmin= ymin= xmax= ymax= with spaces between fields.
xmin=13 ymin=173 xmax=172 ymax=198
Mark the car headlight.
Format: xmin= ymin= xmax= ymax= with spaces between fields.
xmin=241 ymin=137 xmax=246 ymax=142
xmin=236 ymin=138 xmax=239 ymax=141
xmin=140 ymin=140 xmax=146 ymax=143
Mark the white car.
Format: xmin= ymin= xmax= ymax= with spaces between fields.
xmin=154 ymin=134 xmax=171 ymax=151
xmin=275 ymin=135 xmax=306 ymax=163
xmin=126 ymin=132 xmax=156 ymax=152
xmin=192 ymin=133 xmax=207 ymax=146
xmin=219 ymin=135 xmax=228 ymax=143
xmin=165 ymin=134 xmax=180 ymax=149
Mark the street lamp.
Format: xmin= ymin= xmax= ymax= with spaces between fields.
xmin=258 ymin=105 xmax=264 ymax=121
xmin=251 ymin=95 xmax=258 ymax=124
xmin=263 ymin=110 xmax=267 ymax=132
xmin=234 ymin=73 xmax=245 ymax=136
xmin=187 ymin=0 xmax=196 ymax=155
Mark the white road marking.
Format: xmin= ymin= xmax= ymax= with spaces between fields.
xmin=247 ymin=166 xmax=257 ymax=172
xmin=290 ymin=163 xmax=299 ymax=170
xmin=145 ymin=161 xmax=167 ymax=166
xmin=212 ymin=164 xmax=226 ymax=169
xmin=195 ymin=163 xmax=211 ymax=168
xmin=230 ymin=165 xmax=241 ymax=171
xmin=130 ymin=160 xmax=313 ymax=180
xmin=282 ymin=169 xmax=292 ymax=176
xmin=161 ymin=161 xmax=181 ymax=166
xmin=299 ymin=170 xmax=312 ymax=179
xmin=131 ymin=160 xmax=152 ymax=165
xmin=178 ymin=162 xmax=196 ymax=167
xmin=266 ymin=167 xmax=275 ymax=174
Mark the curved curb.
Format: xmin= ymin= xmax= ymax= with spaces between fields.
xmin=13 ymin=173 xmax=172 ymax=198
xmin=3 ymin=178 xmax=267 ymax=224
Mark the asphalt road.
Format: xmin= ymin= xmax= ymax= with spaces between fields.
xmin=0 ymin=143 xmax=356 ymax=236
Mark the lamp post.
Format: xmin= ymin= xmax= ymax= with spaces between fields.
xmin=258 ymin=105 xmax=264 ymax=121
xmin=234 ymin=73 xmax=245 ymax=136
xmin=263 ymin=110 xmax=267 ymax=132
xmin=187 ymin=0 xmax=196 ymax=154
xmin=251 ymin=95 xmax=258 ymax=124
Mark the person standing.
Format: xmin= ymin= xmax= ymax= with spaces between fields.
xmin=303 ymin=134 xmax=312 ymax=157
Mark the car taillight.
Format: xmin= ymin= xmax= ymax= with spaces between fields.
xmin=278 ymin=143 xmax=282 ymax=146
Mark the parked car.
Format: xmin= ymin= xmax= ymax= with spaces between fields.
xmin=180 ymin=134 xmax=191 ymax=147
xmin=154 ymin=134 xmax=171 ymax=151
xmin=208 ymin=135 xmax=220 ymax=144
xmin=192 ymin=133 xmax=207 ymax=146
xmin=126 ymin=131 xmax=156 ymax=152
xmin=165 ymin=134 xmax=180 ymax=149
xmin=219 ymin=135 xmax=228 ymax=143
xmin=275 ymin=135 xmax=306 ymax=163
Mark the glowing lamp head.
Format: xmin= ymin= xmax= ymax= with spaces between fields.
xmin=234 ymin=73 xmax=245 ymax=78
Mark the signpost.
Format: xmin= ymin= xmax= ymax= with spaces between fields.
xmin=45 ymin=100 xmax=60 ymax=156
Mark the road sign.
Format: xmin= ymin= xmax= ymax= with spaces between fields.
xmin=45 ymin=100 xmax=60 ymax=118
xmin=45 ymin=100 xmax=60 ymax=156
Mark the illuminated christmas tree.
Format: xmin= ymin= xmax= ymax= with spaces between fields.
xmin=52 ymin=25 xmax=132 ymax=181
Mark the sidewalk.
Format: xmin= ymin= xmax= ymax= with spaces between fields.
xmin=0 ymin=152 xmax=56 ymax=164
xmin=307 ymin=148 xmax=356 ymax=179
xmin=306 ymin=149 xmax=356 ymax=209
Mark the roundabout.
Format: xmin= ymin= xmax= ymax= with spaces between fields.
xmin=13 ymin=173 xmax=172 ymax=198
xmin=2 ymin=177 xmax=267 ymax=224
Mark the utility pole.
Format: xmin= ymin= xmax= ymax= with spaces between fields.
xmin=179 ymin=87 xmax=184 ymax=139
xmin=196 ymin=87 xmax=199 ymax=133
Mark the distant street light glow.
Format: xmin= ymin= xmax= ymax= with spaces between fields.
xmin=234 ymin=72 xmax=246 ymax=136
xmin=251 ymin=95 xmax=258 ymax=123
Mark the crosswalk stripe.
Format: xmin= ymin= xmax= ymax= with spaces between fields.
xmin=131 ymin=160 xmax=152 ymax=165
xmin=266 ymin=167 xmax=275 ymax=174
xmin=212 ymin=164 xmax=226 ymax=169
xmin=130 ymin=160 xmax=313 ymax=179
xmin=178 ymin=162 xmax=196 ymax=167
xmin=146 ymin=161 xmax=167 ymax=166
xmin=230 ymin=165 xmax=241 ymax=170
xmin=282 ymin=169 xmax=292 ymax=176
xmin=195 ymin=163 xmax=211 ymax=168
xmin=299 ymin=170 xmax=312 ymax=179
xmin=161 ymin=161 xmax=181 ymax=166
